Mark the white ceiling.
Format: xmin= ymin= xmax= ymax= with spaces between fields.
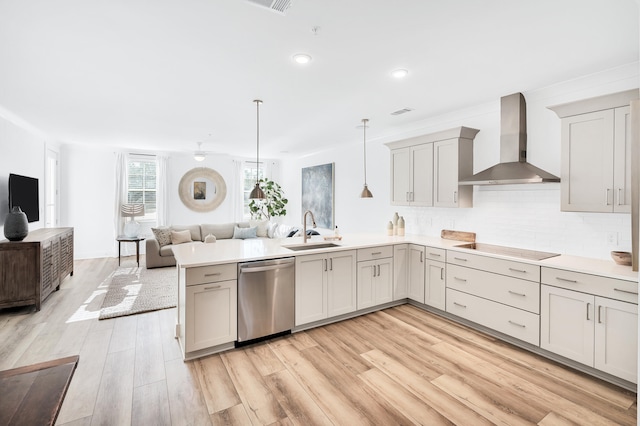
xmin=0 ymin=0 xmax=637 ymax=158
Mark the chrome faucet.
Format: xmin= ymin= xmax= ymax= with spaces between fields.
xmin=303 ymin=210 xmax=317 ymax=243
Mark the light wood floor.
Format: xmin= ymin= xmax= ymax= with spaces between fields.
xmin=0 ymin=257 xmax=636 ymax=425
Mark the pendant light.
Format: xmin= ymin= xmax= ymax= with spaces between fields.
xmin=249 ymin=99 xmax=266 ymax=199
xmin=360 ymin=118 xmax=373 ymax=198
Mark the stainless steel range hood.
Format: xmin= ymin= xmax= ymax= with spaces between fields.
xmin=459 ymin=93 xmax=560 ymax=185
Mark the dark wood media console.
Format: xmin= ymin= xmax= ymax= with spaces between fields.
xmin=0 ymin=227 xmax=74 ymax=311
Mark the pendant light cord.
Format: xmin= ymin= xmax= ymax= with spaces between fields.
xmin=362 ymin=118 xmax=368 ymax=185
xmin=254 ymin=99 xmax=262 ymax=183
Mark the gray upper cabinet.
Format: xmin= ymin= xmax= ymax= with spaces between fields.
xmin=549 ymin=90 xmax=638 ymax=213
xmin=386 ymin=126 xmax=478 ymax=208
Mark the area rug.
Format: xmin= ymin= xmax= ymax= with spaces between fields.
xmin=99 ymin=265 xmax=177 ymax=320
xmin=0 ymin=355 xmax=79 ymax=426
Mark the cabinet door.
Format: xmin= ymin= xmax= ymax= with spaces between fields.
xmin=540 ymin=285 xmax=594 ymax=366
xmin=408 ymin=245 xmax=425 ymax=303
xmin=391 ymin=148 xmax=411 ymax=205
xmin=393 ymin=244 xmax=408 ymax=300
xmin=185 ymin=280 xmax=237 ymax=352
xmin=327 ymin=251 xmax=357 ymax=317
xmin=613 ymin=106 xmax=631 ymax=213
xmin=60 ymin=231 xmax=74 ymax=278
xmin=41 ymin=240 xmax=54 ymax=299
xmin=295 ymin=253 xmax=327 ymax=326
xmin=411 ymin=144 xmax=433 ymax=206
xmin=425 ymin=260 xmax=445 ymax=310
xmin=357 ymin=260 xmax=376 ymax=310
xmin=594 ymin=297 xmax=637 ymax=383
xmin=561 ymin=110 xmax=614 ymax=212
xmin=375 ymin=258 xmax=393 ymax=305
xmin=433 ymin=138 xmax=459 ymax=207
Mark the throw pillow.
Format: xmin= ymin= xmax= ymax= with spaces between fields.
xmin=233 ymin=226 xmax=257 ymax=239
xmin=273 ymin=224 xmax=297 ymax=238
xmin=250 ymin=219 xmax=269 ymax=238
xmin=171 ymin=229 xmax=192 ymax=245
xmin=204 ymin=233 xmax=217 ymax=243
xmin=152 ymin=227 xmax=172 ymax=247
xmin=267 ymin=222 xmax=278 ymax=238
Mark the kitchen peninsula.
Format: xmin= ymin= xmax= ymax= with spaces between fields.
xmin=172 ymin=233 xmax=638 ymax=391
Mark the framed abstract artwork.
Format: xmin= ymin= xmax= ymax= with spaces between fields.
xmin=301 ymin=163 xmax=334 ymax=229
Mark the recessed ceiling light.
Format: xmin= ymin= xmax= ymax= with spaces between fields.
xmin=293 ymin=53 xmax=312 ymax=64
xmin=391 ymin=68 xmax=409 ymax=79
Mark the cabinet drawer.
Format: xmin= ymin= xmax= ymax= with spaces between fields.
xmin=447 ymin=264 xmax=540 ymax=314
xmin=186 ymin=263 xmax=237 ymax=286
xmin=541 ymin=267 xmax=637 ymax=304
xmin=447 ymin=250 xmax=540 ymax=282
xmin=425 ymin=246 xmax=446 ymax=262
xmin=357 ymin=246 xmax=393 ymax=262
xmin=446 ymin=289 xmax=539 ymax=346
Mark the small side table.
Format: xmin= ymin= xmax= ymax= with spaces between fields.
xmin=116 ymin=235 xmax=146 ymax=267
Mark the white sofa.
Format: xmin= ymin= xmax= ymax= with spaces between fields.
xmin=145 ymin=221 xmax=301 ymax=268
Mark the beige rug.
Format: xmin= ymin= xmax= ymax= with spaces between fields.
xmin=99 ymin=265 xmax=177 ymax=320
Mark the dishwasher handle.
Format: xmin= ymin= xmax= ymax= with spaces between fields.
xmin=239 ymin=258 xmax=295 ymax=274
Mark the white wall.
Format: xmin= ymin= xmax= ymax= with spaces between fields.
xmin=281 ymin=62 xmax=640 ymax=260
xmin=0 ymin=111 xmax=47 ymax=236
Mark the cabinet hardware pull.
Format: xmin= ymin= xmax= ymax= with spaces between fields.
xmin=204 ymin=285 xmax=221 ymax=291
xmin=605 ymin=188 xmax=610 ymax=206
xmin=586 ymin=302 xmax=591 ymax=320
xmin=598 ymin=305 xmax=603 ymax=324
xmin=330 ymin=258 xmax=333 ymax=271
xmin=508 ymin=320 xmax=526 ymax=328
xmin=453 ymin=302 xmax=466 ymax=308
xmin=453 ymin=191 xmax=458 ymax=203
xmin=371 ymin=251 xmax=382 ymax=255
xmin=556 ymin=277 xmax=577 ymax=283
xmin=453 ymin=277 xmax=467 ymax=282
xmin=377 ymin=265 xmax=380 ymax=276
xmin=204 ymin=273 xmax=221 ymax=277
xmin=508 ymin=268 xmax=527 ymax=273
xmin=420 ymin=252 xmax=423 ymax=263
xmin=614 ymin=288 xmax=638 ymax=295
xmin=617 ymin=188 xmax=623 ymax=205
xmin=440 ymin=267 xmax=444 ymax=280
xmin=508 ymin=290 xmax=526 ymax=297
xmin=372 ymin=266 xmax=376 ymax=277
xmin=454 ymin=257 xmax=468 ymax=262
xmin=429 ymin=252 xmax=441 ymax=257
xmin=324 ymin=259 xmax=327 ymax=272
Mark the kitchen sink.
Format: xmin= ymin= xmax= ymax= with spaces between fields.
xmin=454 ymin=242 xmax=560 ymax=261
xmin=282 ymin=242 xmax=341 ymax=251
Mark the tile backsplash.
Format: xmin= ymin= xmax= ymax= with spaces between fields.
xmin=396 ymin=184 xmax=631 ymax=260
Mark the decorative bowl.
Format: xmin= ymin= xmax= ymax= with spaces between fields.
xmin=611 ymin=251 xmax=632 ymax=266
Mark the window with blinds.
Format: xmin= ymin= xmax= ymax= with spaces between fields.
xmin=127 ymin=156 xmax=157 ymax=220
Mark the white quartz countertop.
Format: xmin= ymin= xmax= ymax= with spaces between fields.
xmin=171 ymin=232 xmax=639 ymax=283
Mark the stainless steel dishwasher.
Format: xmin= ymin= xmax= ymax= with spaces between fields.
xmin=237 ymin=257 xmax=295 ymax=343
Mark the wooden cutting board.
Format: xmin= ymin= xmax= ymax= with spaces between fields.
xmin=441 ymin=229 xmax=476 ymax=242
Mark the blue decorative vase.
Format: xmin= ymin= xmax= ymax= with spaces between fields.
xmin=4 ymin=206 xmax=29 ymax=241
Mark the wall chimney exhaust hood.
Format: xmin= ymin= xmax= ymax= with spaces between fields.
xmin=459 ymin=93 xmax=560 ymax=185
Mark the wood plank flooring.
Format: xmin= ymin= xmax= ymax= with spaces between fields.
xmin=0 ymin=257 xmax=636 ymax=425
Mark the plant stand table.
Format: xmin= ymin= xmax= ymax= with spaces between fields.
xmin=117 ymin=235 xmax=145 ymax=267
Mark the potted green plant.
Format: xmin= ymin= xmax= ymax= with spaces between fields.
xmin=249 ymin=178 xmax=288 ymax=220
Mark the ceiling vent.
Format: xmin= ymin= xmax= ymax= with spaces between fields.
xmin=391 ymin=108 xmax=413 ymax=116
xmin=245 ymin=0 xmax=293 ymax=15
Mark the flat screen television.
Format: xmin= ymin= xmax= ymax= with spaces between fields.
xmin=9 ymin=173 xmax=39 ymax=223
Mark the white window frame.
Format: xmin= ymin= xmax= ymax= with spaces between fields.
xmin=126 ymin=154 xmax=157 ymax=223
